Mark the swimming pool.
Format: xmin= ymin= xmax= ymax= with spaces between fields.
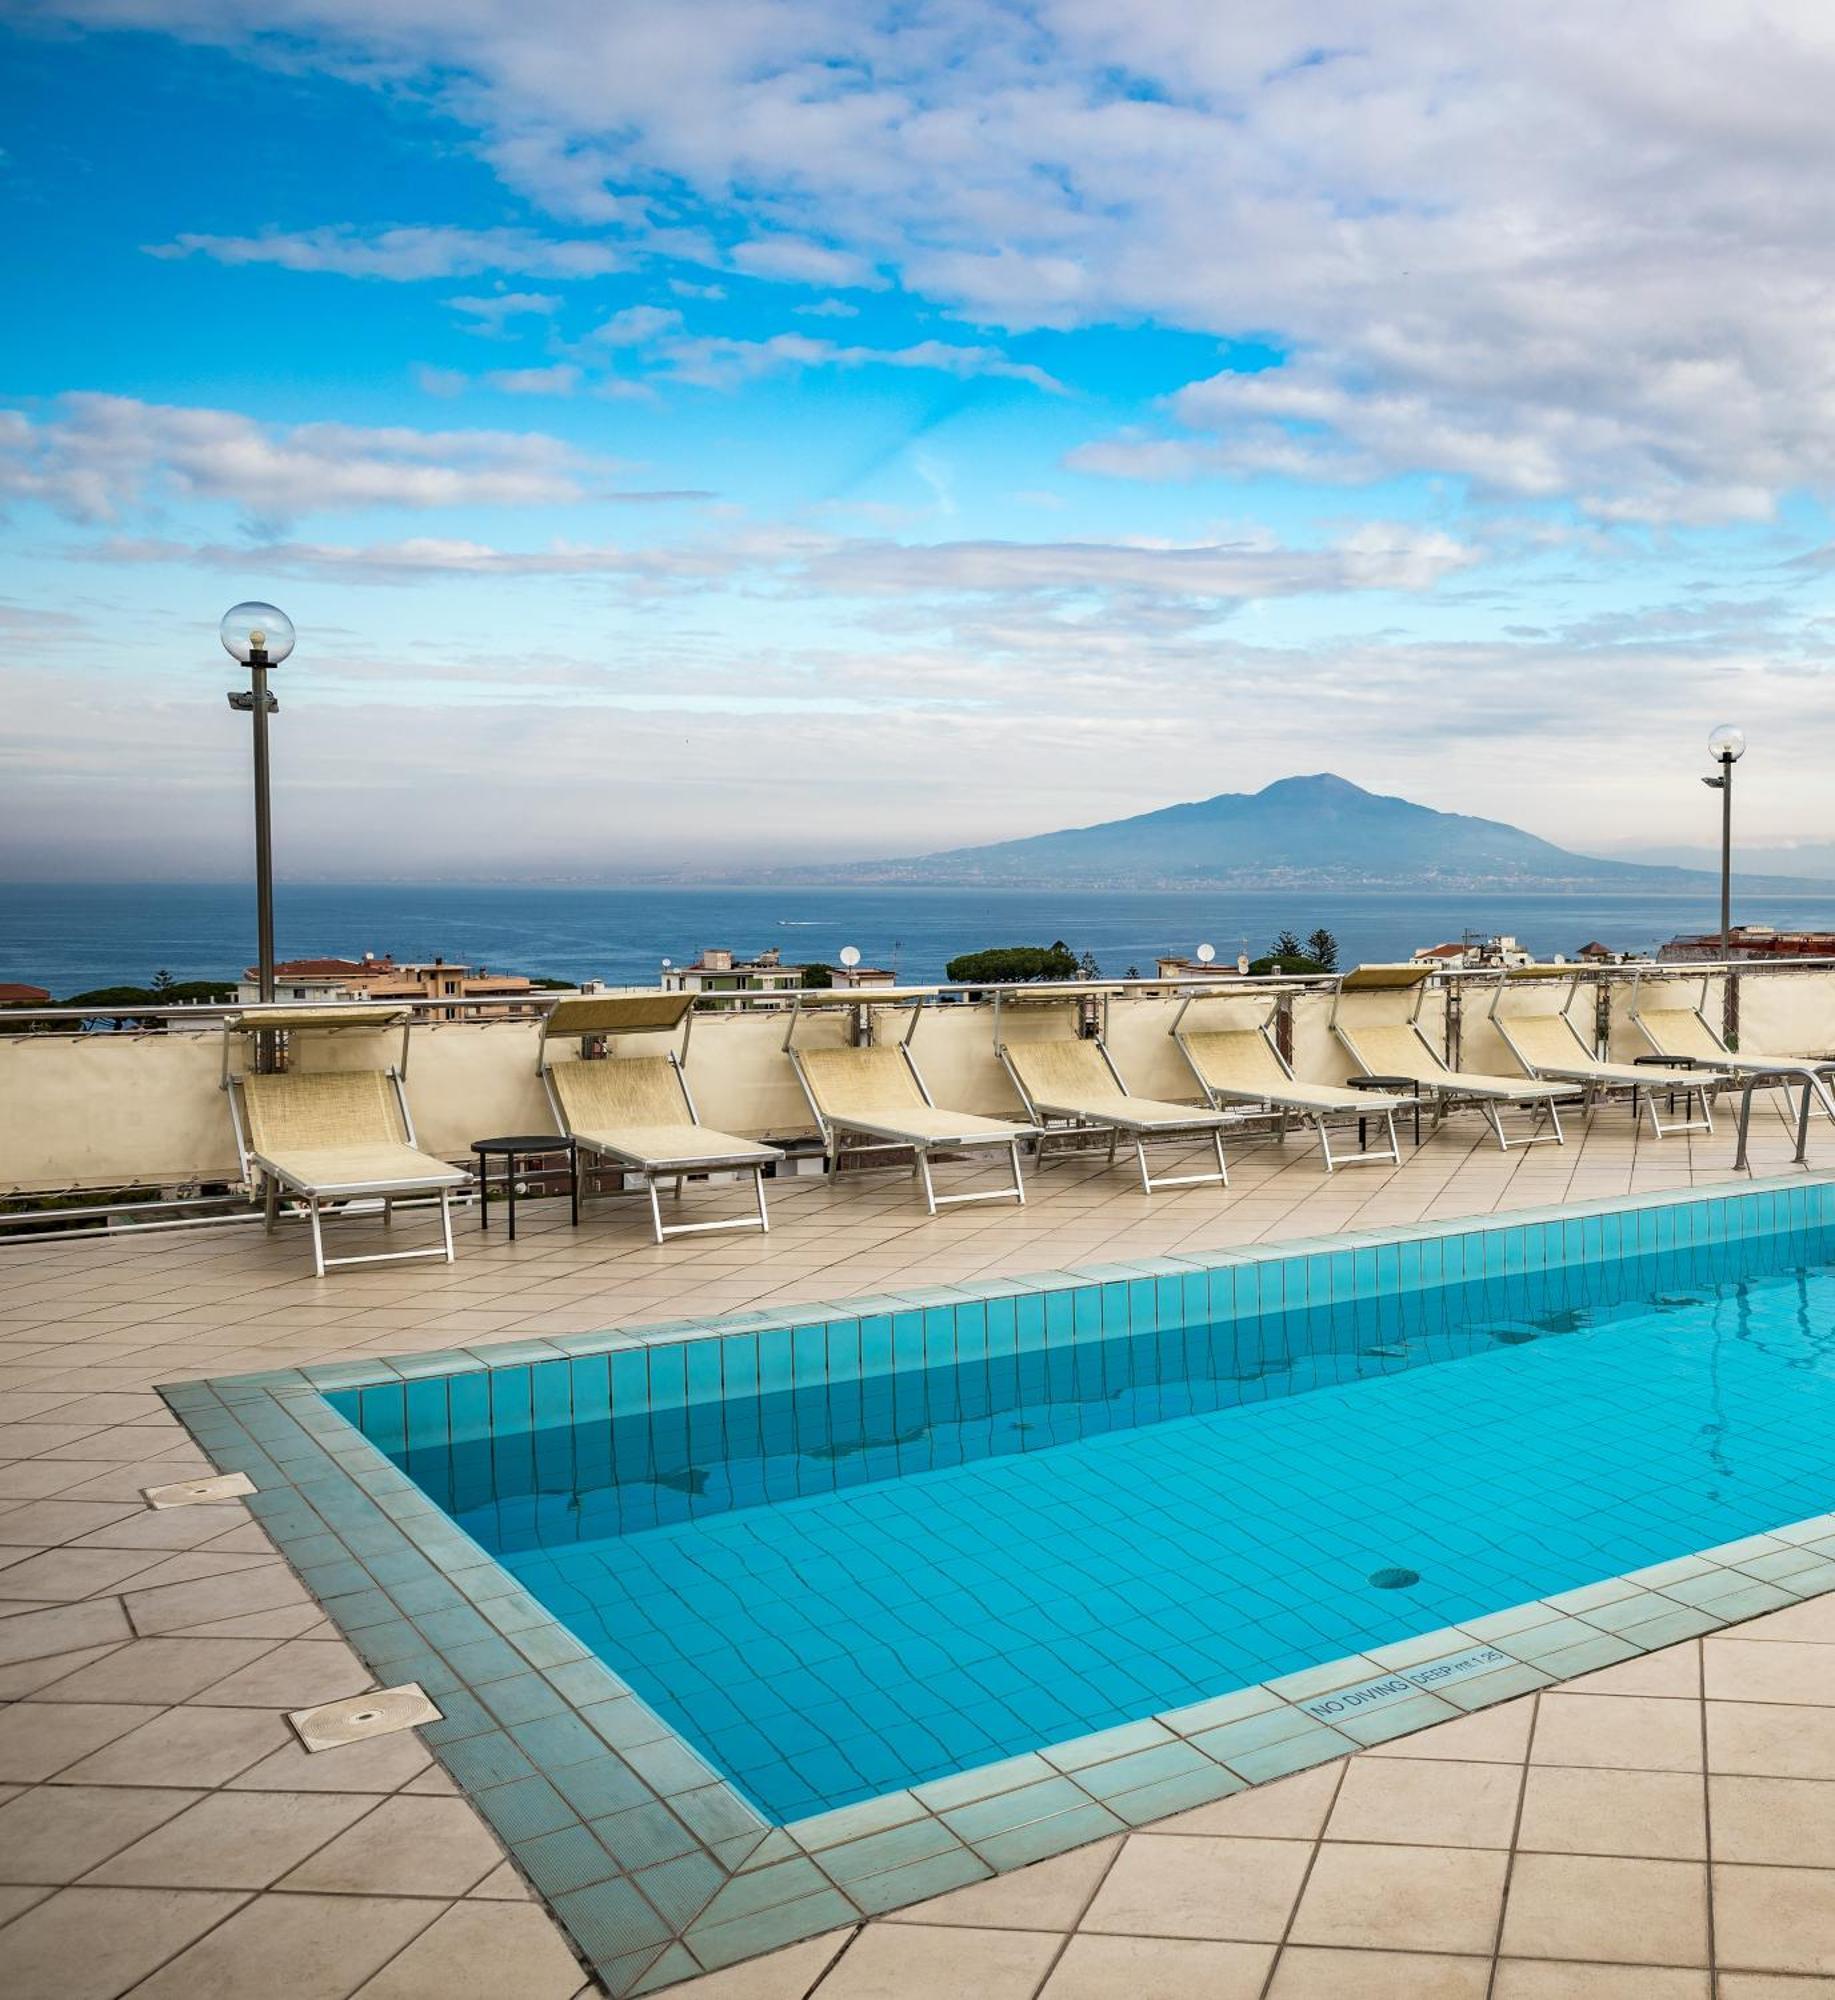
xmin=167 ymin=1179 xmax=1835 ymax=1992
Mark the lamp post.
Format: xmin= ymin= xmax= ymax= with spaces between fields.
xmin=220 ymin=603 xmax=296 ymax=1005
xmin=1702 ymin=723 xmax=1745 ymax=1040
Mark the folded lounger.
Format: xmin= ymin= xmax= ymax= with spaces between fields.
xmin=1488 ymin=967 xmax=1726 ymax=1138
xmin=1171 ymin=993 xmax=1415 ymax=1171
xmin=785 ymin=995 xmax=1037 ymax=1213
xmin=539 ymin=994 xmax=783 ymax=1244
xmin=1328 ymin=965 xmax=1580 ymax=1152
xmin=222 ymin=1006 xmax=470 ymax=1278
xmin=1630 ymin=974 xmax=1835 ymax=1125
xmin=994 ymin=988 xmax=1232 ymax=1194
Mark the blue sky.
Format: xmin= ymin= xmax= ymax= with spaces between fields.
xmin=2 ymin=3 xmax=1832 ymax=880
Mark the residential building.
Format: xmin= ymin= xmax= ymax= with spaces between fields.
xmin=1411 ymin=933 xmax=1536 ymax=970
xmin=1659 ymin=924 xmax=1835 ymax=963
xmin=660 ymin=947 xmax=808 ymax=1003
xmin=0 ymin=983 xmax=51 ymax=1005
xmin=237 ymin=952 xmax=539 ymax=1017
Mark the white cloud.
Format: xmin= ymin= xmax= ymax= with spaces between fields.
xmin=483 ymin=363 xmax=582 ymax=395
xmin=793 ymin=298 xmax=860 ymax=319
xmin=593 ymin=305 xmax=684 ymax=346
xmin=446 ymin=291 xmax=563 ymax=335
xmin=646 ymin=331 xmax=1065 ymax=394
xmin=75 ymin=0 xmax=1835 ymax=519
xmin=150 ymin=224 xmax=623 ymax=280
xmin=0 ymin=394 xmax=616 ymax=521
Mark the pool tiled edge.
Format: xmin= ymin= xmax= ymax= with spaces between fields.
xmin=158 ymin=1173 xmax=1835 ymax=1997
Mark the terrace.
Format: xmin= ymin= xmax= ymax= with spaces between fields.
xmin=3 ymin=962 xmax=1835 ymax=1998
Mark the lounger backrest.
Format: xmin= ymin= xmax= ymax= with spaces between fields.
xmin=550 ymin=1056 xmax=689 ymax=1134
xmin=1637 ymin=1007 xmax=1724 ymax=1062
xmin=1342 ymin=1022 xmax=1448 ymax=1079
xmin=1503 ymin=1013 xmax=1590 ymax=1069
xmin=1180 ymin=1028 xmax=1286 ymax=1095
xmin=241 ymin=1070 xmax=408 ymax=1155
xmin=796 ymin=1046 xmax=927 ymax=1120
xmin=1004 ymin=1037 xmax=1115 ymax=1103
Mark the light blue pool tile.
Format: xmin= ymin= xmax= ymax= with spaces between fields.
xmin=670 ymin=1784 xmax=770 ymax=1848
xmin=969 ymin=1801 xmax=1126 ymax=1872
xmin=940 ymin=1776 xmax=1088 ymax=1843
xmin=1102 ymin=1762 xmax=1247 ymax=1826
xmin=1068 ymin=1739 xmax=1215 ymax=1802
xmin=591 ymin=1801 xmax=702 ymax=1872
xmin=1184 ymin=1704 xmax=1317 ymax=1764
xmin=1265 ymin=1655 xmax=1385 ymax=1703
xmin=688 ymin=1857 xmax=832 ymax=1930
xmin=1219 ymin=1724 xmax=1357 ymax=1784
xmin=1439 ymin=1662 xmax=1554 ymax=1711
xmin=1540 ymin=1577 xmax=1646 ymax=1615
xmin=845 ymin=1844 xmax=990 ymax=1915
xmin=1331 ymin=1692 xmax=1461 ymax=1746
xmin=912 ymin=1753 xmax=1054 ymax=1813
xmin=471 ymin=1772 xmax=576 ymax=1843
xmin=515 ymin=1824 xmax=623 ymax=1899
xmin=682 ymin=1887 xmax=859 ymax=1973
xmin=631 ymin=1850 xmax=727 ymax=1930
xmin=814 ymin=1816 xmax=961 ymax=1887
xmin=1040 ymin=1718 xmax=1178 ymax=1774
xmin=624 ymin=1945 xmax=698 ymax=1998
xmin=549 ymin=1880 xmax=674 ymax=1968
xmin=788 ymin=1792 xmax=928 ymax=1853
xmin=1156 ymin=1685 xmax=1284 ymax=1737
xmin=1524 ymin=1633 xmax=1642 ymax=1683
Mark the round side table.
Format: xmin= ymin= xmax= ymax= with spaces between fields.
xmin=1345 ymin=1073 xmax=1424 ymax=1148
xmin=470 ymin=1135 xmax=580 ymax=1242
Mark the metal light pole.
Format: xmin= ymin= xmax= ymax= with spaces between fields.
xmin=220 ymin=603 xmax=296 ymax=1006
xmin=1702 ymin=723 xmax=1745 ymax=1040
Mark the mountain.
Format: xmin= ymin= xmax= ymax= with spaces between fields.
xmin=806 ymin=775 xmax=1828 ymax=892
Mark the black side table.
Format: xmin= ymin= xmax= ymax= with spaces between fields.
xmin=1632 ymin=1051 xmax=1700 ymax=1116
xmin=1346 ymin=1073 xmax=1424 ymax=1148
xmin=471 ymin=1135 xmax=579 ymax=1241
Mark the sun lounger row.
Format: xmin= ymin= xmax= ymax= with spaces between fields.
xmin=222 ymin=966 xmax=1832 ymax=1272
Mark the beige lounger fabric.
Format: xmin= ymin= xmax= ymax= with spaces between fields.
xmin=1638 ymin=1006 xmax=1829 ymax=1075
xmin=240 ymin=1072 xmax=466 ymax=1193
xmin=1181 ymin=1029 xmax=1409 ymax=1113
xmin=1502 ymin=1014 xmax=1706 ymax=1088
xmin=1345 ymin=1024 xmax=1576 ymax=1100
xmin=549 ymin=1059 xmax=777 ymax=1168
xmin=797 ymin=1046 xmax=1030 ymax=1145
xmin=1004 ymin=1039 xmax=1222 ymax=1130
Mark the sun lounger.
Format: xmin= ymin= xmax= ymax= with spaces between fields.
xmin=540 ymin=996 xmax=783 ymax=1243
xmin=785 ymin=996 xmax=1036 ymax=1213
xmin=1171 ymin=994 xmax=1413 ymax=1170
xmin=1488 ymin=968 xmax=1724 ymax=1137
xmin=1329 ymin=965 xmax=1579 ymax=1151
xmin=1630 ymin=973 xmax=1835 ymax=1124
xmin=993 ymin=988 xmax=1230 ymax=1193
xmin=223 ymin=1006 xmax=470 ymax=1277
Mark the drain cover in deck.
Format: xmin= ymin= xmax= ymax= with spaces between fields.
xmin=142 ymin=1471 xmax=257 ymax=1509
xmin=289 ymin=1683 xmax=442 ymax=1752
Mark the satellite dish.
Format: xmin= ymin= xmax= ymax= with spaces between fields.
xmin=660 ymin=958 xmax=672 ymax=969
xmin=1196 ymin=943 xmax=1216 ymax=964
xmin=839 ymin=945 xmax=862 ymax=968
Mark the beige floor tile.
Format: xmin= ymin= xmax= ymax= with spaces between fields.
xmin=1516 ymin=1766 xmax=1707 ymax=1860
xmin=30 ymin=1636 xmax=276 ymax=1704
xmin=1705 ymin=1638 xmax=1835 ymax=1707
xmin=811 ymin=1922 xmax=1062 ymax=1999
xmin=1288 ymin=1842 xmax=1507 ymax=1955
xmin=1363 ymin=1696 xmax=1535 ymax=1763
xmin=884 ymin=1836 xmax=1119 ymax=1930
xmin=1499 ymin=1853 xmax=1709 ymax=1966
xmin=1040 ymin=1934 xmax=1272 ymax=2000
xmin=1081 ymin=1832 xmax=1313 ymax=1942
xmin=224 ymin=1728 xmax=432 ymax=1793
xmin=57 ymin=1703 xmax=290 ymax=1788
xmin=0 ymin=1699 xmax=163 ymax=1781
xmin=1711 ymin=1774 xmax=1835 ymax=1867
xmin=0 ymin=1885 xmax=247 ymax=2000
xmin=1566 ymin=1644 xmax=1701 ymax=1700
xmin=0 ymin=1598 xmax=132 ymax=1668
xmin=1324 ymin=1755 xmax=1522 ymax=1848
xmin=468 ymin=1861 xmax=533 ymax=1900
xmin=278 ymin=1795 xmax=507 ymax=1897
xmin=0 ymin=1639 xmax=130 ymax=1698
xmin=125 ymin=1889 xmax=444 ymax=2000
xmin=1266 ymin=1945 xmax=1490 ymax=1998
xmin=188 ymin=1638 xmax=374 ymax=1709
xmin=0 ymin=1784 xmax=199 ymax=1884
xmin=349 ymin=1899 xmax=586 ymax=2000
xmin=667 ymin=1928 xmax=853 ymax=2000
xmin=1707 ymin=1702 xmax=1835 ymax=1779
xmin=1531 ymin=1693 xmax=1704 ymax=1773
xmin=1714 ymin=1862 xmax=1835 ymax=1975
xmin=1492 ymin=1964 xmax=1711 ymax=1998
xmin=1151 ymin=1761 xmax=1343 ymax=1839
xmin=86 ymin=1788 xmax=379 ymax=1888
xmin=122 ymin=1566 xmax=311 ymax=1636
xmin=1725 ymin=1597 xmax=1835 ymax=1645
xmin=1718 ymin=1977 xmax=1835 ymax=1998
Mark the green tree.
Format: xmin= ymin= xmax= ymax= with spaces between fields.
xmin=800 ymin=962 xmax=834 ymax=989
xmin=944 ymin=942 xmax=1080 ymax=983
xmin=1271 ymin=929 xmax=1303 ymax=959
xmin=1304 ymin=928 xmax=1340 ymax=972
xmin=1077 ymin=949 xmax=1101 ymax=979
xmin=151 ymin=969 xmax=177 ymax=995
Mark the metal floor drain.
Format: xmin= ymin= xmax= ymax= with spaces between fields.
xmin=289 ymin=1683 xmax=441 ymax=1752
xmin=1368 ymin=1566 xmax=1423 ymax=1590
xmin=142 ymin=1471 xmax=257 ymax=1509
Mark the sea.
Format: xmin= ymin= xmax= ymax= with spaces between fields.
xmin=8 ymin=880 xmax=1835 ymax=998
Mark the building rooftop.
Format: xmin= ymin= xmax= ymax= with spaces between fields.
xmin=2 ymin=1090 xmax=1832 ymax=1997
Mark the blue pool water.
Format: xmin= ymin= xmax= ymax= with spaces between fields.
xmin=342 ymin=1205 xmax=1835 ymax=1822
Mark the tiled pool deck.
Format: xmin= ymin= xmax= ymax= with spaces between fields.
xmin=1 ymin=1102 xmax=1833 ymax=1996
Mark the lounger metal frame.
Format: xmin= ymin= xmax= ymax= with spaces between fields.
xmin=1487 ymin=967 xmax=1720 ymax=1138
xmin=221 ymin=1006 xmax=461 ymax=1279
xmin=1328 ymin=967 xmax=1570 ymax=1152
xmin=782 ymin=996 xmax=1031 ymax=1214
xmin=537 ymin=995 xmax=776 ymax=1245
xmin=1629 ymin=970 xmax=1835 ymax=1126
xmin=991 ymin=986 xmax=1229 ymax=1195
xmin=1171 ymin=991 xmax=1402 ymax=1172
